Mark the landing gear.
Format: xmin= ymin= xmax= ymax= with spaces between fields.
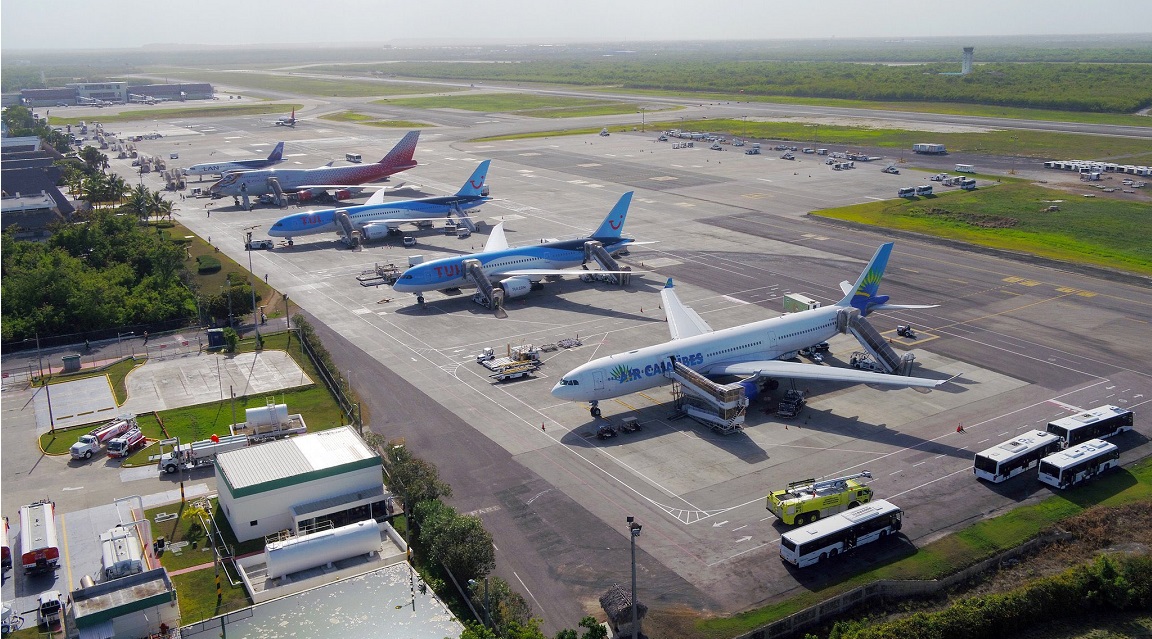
xmin=416 ymin=295 xmax=425 ymax=306
xmin=286 ymin=238 xmax=294 ymax=247
xmin=590 ymin=401 xmax=601 ymax=418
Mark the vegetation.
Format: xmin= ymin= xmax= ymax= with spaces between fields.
xmin=2 ymin=105 xmax=71 ymax=152
xmin=45 ymin=103 xmax=303 ymax=125
xmin=317 ymin=111 xmax=429 ymax=128
xmin=378 ymin=93 xmax=656 ymax=118
xmin=811 ymin=182 xmax=1152 ymax=276
xmin=144 ymin=69 xmax=454 ymax=98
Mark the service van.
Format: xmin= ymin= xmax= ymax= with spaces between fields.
xmin=914 ymin=185 xmax=934 ymax=196
xmin=898 ymin=187 xmax=916 ymax=198
xmin=345 ymin=153 xmax=362 ymax=163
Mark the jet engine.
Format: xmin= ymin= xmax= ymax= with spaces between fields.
xmin=360 ymin=224 xmax=397 ymax=242
xmin=497 ymin=277 xmax=537 ymax=299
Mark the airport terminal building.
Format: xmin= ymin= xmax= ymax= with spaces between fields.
xmin=215 ymin=426 xmax=396 ymax=543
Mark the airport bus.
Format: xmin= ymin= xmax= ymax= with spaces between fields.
xmin=1046 ymin=405 xmax=1134 ymax=447
xmin=1037 ymin=439 xmax=1120 ymax=489
xmin=779 ymin=499 xmax=902 ymax=568
xmin=973 ymin=430 xmax=1063 ymax=483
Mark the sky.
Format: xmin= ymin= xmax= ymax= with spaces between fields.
xmin=2 ymin=0 xmax=1151 ymax=50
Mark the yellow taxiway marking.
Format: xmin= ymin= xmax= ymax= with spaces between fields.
xmin=613 ymin=398 xmax=639 ymax=412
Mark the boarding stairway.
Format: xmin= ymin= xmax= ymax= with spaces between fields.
xmin=836 ymin=308 xmax=915 ymax=375
xmin=665 ymin=359 xmax=748 ymax=434
xmin=334 ymin=210 xmax=361 ymax=250
xmin=583 ymin=241 xmax=631 ymax=286
xmin=267 ymin=177 xmax=287 ymax=208
xmin=464 ymin=259 xmax=505 ymax=317
xmin=452 ymin=204 xmax=478 ymax=232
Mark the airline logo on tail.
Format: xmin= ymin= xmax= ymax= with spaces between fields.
xmin=379 ymin=131 xmax=420 ymax=169
xmin=267 ymin=142 xmax=285 ymax=162
xmin=592 ymin=191 xmax=634 ymax=238
xmin=842 ymin=242 xmax=893 ymax=315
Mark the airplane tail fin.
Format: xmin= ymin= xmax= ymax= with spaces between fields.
xmin=455 ymin=160 xmax=491 ymax=197
xmin=378 ymin=130 xmax=420 ymax=168
xmin=835 ymin=242 xmax=893 ymax=316
xmin=267 ymin=142 xmax=285 ymax=162
xmin=590 ymin=191 xmax=634 ymax=239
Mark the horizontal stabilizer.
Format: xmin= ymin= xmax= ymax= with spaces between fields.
xmin=661 ymin=279 xmax=713 ymax=340
xmin=700 ymin=359 xmax=947 ymax=388
xmin=871 ymin=304 xmax=939 ymax=311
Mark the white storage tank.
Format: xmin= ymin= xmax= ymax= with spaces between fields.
xmin=100 ymin=525 xmax=143 ymax=579
xmin=245 ymin=404 xmax=289 ymax=428
xmin=265 ymin=520 xmax=380 ymax=579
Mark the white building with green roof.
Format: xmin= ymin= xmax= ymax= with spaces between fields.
xmin=215 ymin=426 xmax=394 ymax=542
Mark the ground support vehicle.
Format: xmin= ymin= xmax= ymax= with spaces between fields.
xmin=849 ymin=352 xmax=883 ymax=372
xmin=1046 ymin=405 xmax=1134 ymax=447
xmin=246 ymin=238 xmax=275 ymax=250
xmin=158 ymin=434 xmax=249 ymax=474
xmin=71 ymin=416 xmax=135 ymax=460
xmin=973 ymin=430 xmax=1063 ymax=483
xmin=106 ymin=427 xmax=146 ymax=459
xmin=19 ymin=500 xmax=59 ymax=574
xmin=1038 ymin=439 xmax=1121 ymax=489
xmin=596 ymin=416 xmax=642 ymax=440
xmin=768 ymin=472 xmax=874 ymax=526
xmin=776 ymin=390 xmax=806 ymax=418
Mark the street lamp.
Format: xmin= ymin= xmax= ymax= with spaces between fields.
xmin=627 ymin=516 xmax=642 ymax=639
xmin=468 ymin=578 xmax=491 ymax=629
xmin=117 ymin=331 xmax=134 ymax=359
xmin=742 ymin=115 xmax=747 ymax=143
xmin=638 ymin=108 xmax=646 ymax=132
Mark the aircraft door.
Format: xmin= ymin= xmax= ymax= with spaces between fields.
xmin=592 ymin=369 xmax=606 ymax=391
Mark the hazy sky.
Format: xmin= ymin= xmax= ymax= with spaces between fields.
xmin=3 ymin=0 xmax=1151 ymax=50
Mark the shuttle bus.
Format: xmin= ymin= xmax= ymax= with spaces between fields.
xmin=1038 ymin=439 xmax=1120 ymax=489
xmin=18 ymin=500 xmax=59 ymax=574
xmin=1046 ymin=405 xmax=1134 ymax=447
xmin=973 ymin=430 xmax=1063 ymax=483
xmin=779 ymin=499 xmax=902 ymax=568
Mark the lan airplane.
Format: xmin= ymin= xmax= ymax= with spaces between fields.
xmin=393 ymin=191 xmax=640 ymax=306
xmin=184 ymin=142 xmax=285 ymax=180
xmin=209 ymin=131 xmax=419 ymax=198
xmin=551 ymin=242 xmax=946 ymax=417
xmin=268 ymin=160 xmax=492 ymax=244
xmin=275 ymin=109 xmax=297 ymax=127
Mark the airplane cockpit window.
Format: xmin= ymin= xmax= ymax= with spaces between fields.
xmin=402 ymin=274 xmax=413 ymax=279
xmin=559 ymin=378 xmax=579 ymax=386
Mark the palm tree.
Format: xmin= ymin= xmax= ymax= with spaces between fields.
xmin=124 ymin=184 xmax=152 ymax=221
xmin=105 ymin=175 xmax=128 ymax=207
xmin=81 ymin=173 xmax=110 ymax=208
xmin=154 ymin=195 xmax=174 ymax=222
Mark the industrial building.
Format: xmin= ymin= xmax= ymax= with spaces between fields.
xmin=70 ymin=568 xmax=180 ymax=639
xmin=17 ymin=82 xmax=214 ymax=106
xmin=215 ymin=426 xmax=396 ymax=543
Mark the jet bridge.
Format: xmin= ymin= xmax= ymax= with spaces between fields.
xmin=836 ymin=308 xmax=916 ymax=375
xmin=665 ymin=359 xmax=748 ymax=434
xmin=583 ymin=241 xmax=631 ymax=286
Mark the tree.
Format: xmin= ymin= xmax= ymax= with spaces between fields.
xmin=79 ymin=145 xmax=109 ymax=175
xmin=125 ymin=184 xmax=152 ymax=221
xmin=388 ymin=453 xmax=452 ymax=510
xmin=432 ymin=514 xmax=495 ymax=583
xmin=470 ymin=576 xmax=535 ymax=636
xmin=222 ymin=327 xmax=239 ymax=353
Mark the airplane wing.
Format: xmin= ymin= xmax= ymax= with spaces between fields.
xmin=661 ymin=278 xmax=713 ymax=340
xmin=500 ymin=268 xmax=638 ymax=278
xmin=483 ymin=223 xmax=509 ymax=253
xmin=700 ymin=359 xmax=947 ymax=388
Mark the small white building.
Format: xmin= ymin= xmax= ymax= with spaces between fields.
xmin=70 ymin=568 xmax=179 ymax=639
xmin=216 ymin=426 xmax=394 ymax=543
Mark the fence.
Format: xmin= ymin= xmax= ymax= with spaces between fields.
xmin=734 ymin=530 xmax=1073 ymax=639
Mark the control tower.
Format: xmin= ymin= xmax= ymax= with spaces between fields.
xmin=962 ymin=47 xmax=974 ymax=75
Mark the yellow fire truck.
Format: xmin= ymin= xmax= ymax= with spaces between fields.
xmin=767 ymin=472 xmax=874 ymax=526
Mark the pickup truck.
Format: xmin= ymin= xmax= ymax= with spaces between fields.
xmin=245 ymin=239 xmax=274 ymax=250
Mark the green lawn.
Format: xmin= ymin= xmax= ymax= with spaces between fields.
xmin=812 ymin=182 xmax=1152 ymax=276
xmin=376 ymin=92 xmax=658 ymax=118
xmin=46 ymin=103 xmax=301 ymax=126
xmin=318 ymin=111 xmax=430 ymax=128
xmin=693 ymin=458 xmax=1152 ymax=639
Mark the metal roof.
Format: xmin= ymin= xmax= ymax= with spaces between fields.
xmin=217 ymin=427 xmax=380 ymax=498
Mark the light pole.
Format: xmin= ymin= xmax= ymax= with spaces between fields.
xmin=117 ymin=331 xmax=134 ymax=359
xmin=160 ymin=437 xmax=186 ymax=503
xmin=627 ymin=516 xmax=642 ymax=639
xmin=468 ymin=578 xmax=491 ymax=629
xmin=638 ymin=108 xmax=646 ymax=132
xmin=742 ymin=115 xmax=747 ymax=143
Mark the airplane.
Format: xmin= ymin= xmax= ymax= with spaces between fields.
xmin=275 ymin=109 xmax=297 ymax=127
xmin=551 ymin=242 xmax=947 ymax=417
xmin=268 ymin=160 xmax=492 ymax=245
xmin=183 ymin=142 xmax=286 ymax=180
xmin=393 ymin=191 xmax=640 ymax=306
xmin=208 ymin=131 xmax=419 ymax=201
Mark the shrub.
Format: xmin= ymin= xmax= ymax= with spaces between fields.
xmin=196 ymin=255 xmax=221 ymax=274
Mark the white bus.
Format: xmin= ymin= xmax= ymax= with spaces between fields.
xmin=1038 ymin=439 xmax=1120 ymax=489
xmin=779 ymin=499 xmax=903 ymax=568
xmin=914 ymin=185 xmax=934 ymax=196
xmin=973 ymin=430 xmax=1063 ymax=483
xmin=1046 ymin=405 xmax=1134 ymax=447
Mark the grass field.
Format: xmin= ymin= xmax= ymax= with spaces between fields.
xmin=811 ymin=182 xmax=1152 ymax=276
xmin=46 ymin=103 xmax=302 ymax=126
xmin=318 ymin=111 xmax=429 ymax=128
xmin=688 ymin=457 xmax=1152 ymax=639
xmin=143 ymin=69 xmax=454 ymax=98
xmin=376 ymin=92 xmax=665 ymax=118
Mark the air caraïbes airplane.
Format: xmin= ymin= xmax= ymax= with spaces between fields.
xmin=183 ymin=142 xmax=285 ymax=180
xmin=209 ymin=131 xmax=419 ymax=199
xmin=551 ymin=242 xmax=946 ymax=417
xmin=268 ymin=160 xmax=492 ymax=244
xmin=393 ymin=191 xmax=640 ymax=306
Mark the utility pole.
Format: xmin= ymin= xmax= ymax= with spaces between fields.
xmin=628 ymin=516 xmax=642 ymax=639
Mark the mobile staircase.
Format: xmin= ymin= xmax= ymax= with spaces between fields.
xmin=583 ymin=241 xmax=631 ymax=286
xmin=837 ymin=308 xmax=916 ymax=375
xmin=665 ymin=359 xmax=748 ymax=434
